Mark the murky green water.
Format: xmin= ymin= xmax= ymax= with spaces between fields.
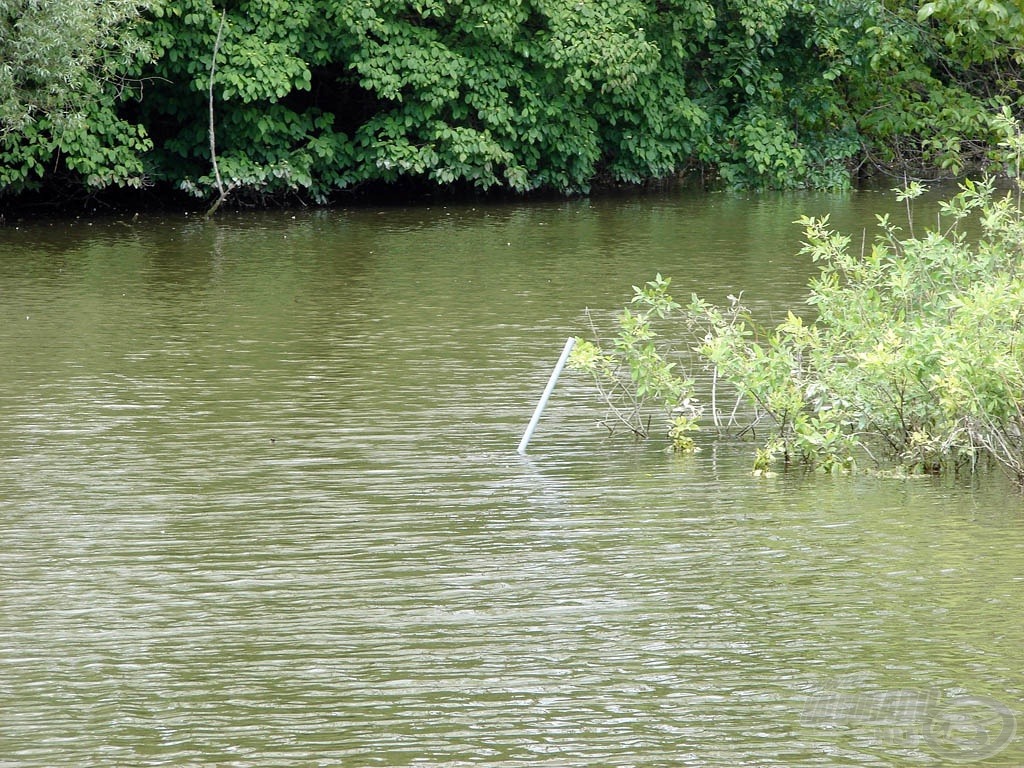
xmin=1 ymin=190 xmax=1022 ymax=767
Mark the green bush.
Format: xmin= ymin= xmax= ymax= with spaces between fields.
xmin=575 ymin=115 xmax=1024 ymax=484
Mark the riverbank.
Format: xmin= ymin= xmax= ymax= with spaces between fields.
xmin=2 ymin=160 xmax=981 ymax=226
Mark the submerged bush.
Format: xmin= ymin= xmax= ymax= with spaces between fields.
xmin=570 ymin=274 xmax=700 ymax=449
xmin=574 ymin=116 xmax=1024 ymax=485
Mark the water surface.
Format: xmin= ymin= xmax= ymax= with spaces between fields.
xmin=1 ymin=190 xmax=1022 ymax=766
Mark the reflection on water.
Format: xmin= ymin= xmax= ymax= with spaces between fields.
xmin=1 ymin=190 xmax=1022 ymax=766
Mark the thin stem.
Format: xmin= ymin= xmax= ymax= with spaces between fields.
xmin=206 ymin=9 xmax=228 ymax=218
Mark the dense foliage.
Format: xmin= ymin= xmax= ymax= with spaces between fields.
xmin=0 ymin=0 xmax=149 ymax=133
xmin=0 ymin=0 xmax=152 ymax=192
xmin=2 ymin=0 xmax=1024 ymax=204
xmin=572 ymin=117 xmax=1024 ymax=484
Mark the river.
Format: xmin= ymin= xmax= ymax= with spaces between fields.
xmin=1 ymin=189 xmax=1022 ymax=766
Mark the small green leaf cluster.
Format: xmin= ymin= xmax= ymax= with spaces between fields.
xmin=667 ymin=414 xmax=700 ymax=453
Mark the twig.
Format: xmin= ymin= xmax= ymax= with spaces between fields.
xmin=711 ymin=366 xmax=720 ymax=431
xmin=205 ymin=9 xmax=229 ymax=218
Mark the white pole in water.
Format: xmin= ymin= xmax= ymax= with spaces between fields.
xmin=517 ymin=336 xmax=576 ymax=454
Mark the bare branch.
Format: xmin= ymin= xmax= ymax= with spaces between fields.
xmin=205 ymin=9 xmax=229 ymax=218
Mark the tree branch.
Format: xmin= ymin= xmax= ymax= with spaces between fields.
xmin=205 ymin=9 xmax=228 ymax=218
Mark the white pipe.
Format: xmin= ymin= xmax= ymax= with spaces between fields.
xmin=517 ymin=336 xmax=576 ymax=454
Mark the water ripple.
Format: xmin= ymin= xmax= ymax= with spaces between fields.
xmin=2 ymin=201 xmax=1023 ymax=766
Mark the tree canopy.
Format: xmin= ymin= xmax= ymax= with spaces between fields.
xmin=0 ymin=0 xmax=152 ymax=192
xmin=0 ymin=0 xmax=148 ymax=134
xmin=1 ymin=0 xmax=1023 ymax=206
